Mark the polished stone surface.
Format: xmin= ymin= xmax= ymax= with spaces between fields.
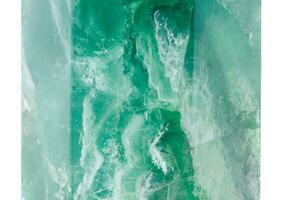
xmin=22 ymin=0 xmax=260 ymax=199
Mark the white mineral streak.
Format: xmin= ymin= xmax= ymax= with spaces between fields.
xmin=74 ymin=91 xmax=105 ymax=200
xmin=74 ymin=47 xmax=130 ymax=96
xmin=181 ymin=70 xmax=219 ymax=144
xmin=136 ymin=36 xmax=167 ymax=102
xmin=117 ymin=115 xmax=145 ymax=199
xmin=149 ymin=125 xmax=169 ymax=175
xmin=46 ymin=159 xmax=70 ymax=200
xmin=136 ymin=172 xmax=168 ymax=200
xmin=49 ymin=0 xmax=71 ymax=59
xmin=122 ymin=115 xmax=144 ymax=165
xmin=73 ymin=57 xmax=110 ymax=91
xmin=154 ymin=10 xmax=189 ymax=94
xmin=113 ymin=170 xmax=123 ymax=200
xmin=136 ymin=172 xmax=153 ymax=200
xmin=22 ymin=54 xmax=35 ymax=115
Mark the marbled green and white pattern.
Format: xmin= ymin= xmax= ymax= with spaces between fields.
xmin=22 ymin=0 xmax=260 ymax=199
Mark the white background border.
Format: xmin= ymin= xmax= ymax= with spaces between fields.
xmin=0 ymin=0 xmax=21 ymax=199
xmin=261 ymin=0 xmax=300 ymax=199
xmin=1 ymin=0 xmax=300 ymax=199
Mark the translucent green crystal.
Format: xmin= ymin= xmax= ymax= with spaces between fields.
xmin=22 ymin=0 xmax=260 ymax=199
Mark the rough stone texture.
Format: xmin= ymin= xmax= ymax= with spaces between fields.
xmin=22 ymin=0 xmax=260 ymax=199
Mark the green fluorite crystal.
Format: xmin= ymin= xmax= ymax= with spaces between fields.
xmin=22 ymin=0 xmax=260 ymax=199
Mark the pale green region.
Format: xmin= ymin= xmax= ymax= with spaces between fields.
xmin=22 ymin=0 xmax=71 ymax=199
xmin=22 ymin=0 xmax=260 ymax=200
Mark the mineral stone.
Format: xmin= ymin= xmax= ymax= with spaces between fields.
xmin=22 ymin=0 xmax=260 ymax=199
